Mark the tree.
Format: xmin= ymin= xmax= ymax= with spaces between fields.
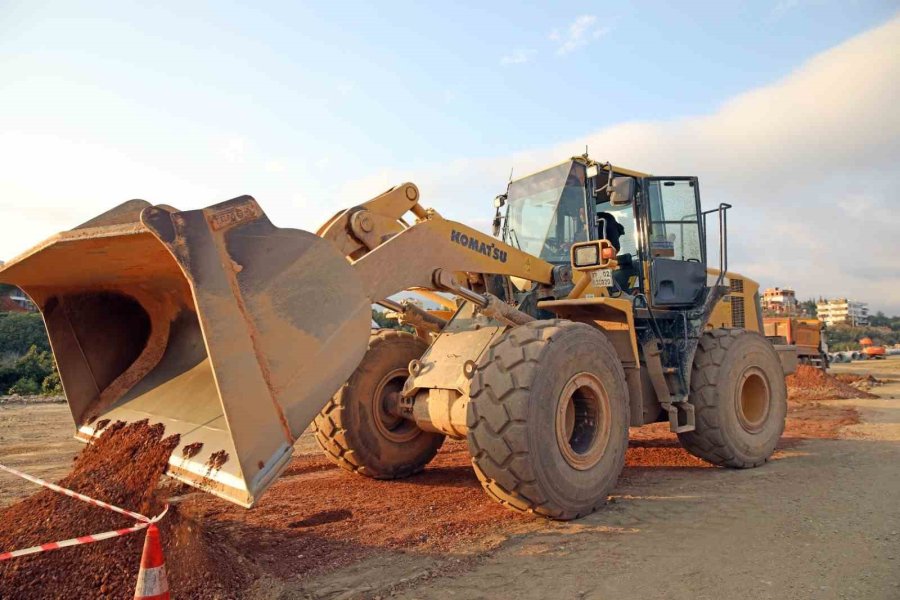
xmin=371 ymin=308 xmax=413 ymax=333
xmin=0 ymin=312 xmax=51 ymax=355
xmin=0 ymin=344 xmax=58 ymax=395
xmin=372 ymin=308 xmax=400 ymax=329
xmin=8 ymin=377 xmax=40 ymax=395
xmin=41 ymin=370 xmax=63 ymax=395
xmin=798 ymin=298 xmax=817 ymax=317
xmin=870 ymin=311 xmax=890 ymax=328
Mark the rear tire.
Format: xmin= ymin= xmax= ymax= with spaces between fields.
xmin=677 ymin=328 xmax=787 ymax=467
xmin=466 ymin=320 xmax=629 ymax=520
xmin=312 ymin=330 xmax=444 ymax=479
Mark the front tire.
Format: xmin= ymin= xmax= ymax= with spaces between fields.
xmin=466 ymin=320 xmax=630 ymax=520
xmin=312 ymin=330 xmax=444 ymax=479
xmin=678 ymin=328 xmax=787 ymax=468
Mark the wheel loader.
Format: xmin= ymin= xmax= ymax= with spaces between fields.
xmin=0 ymin=156 xmax=796 ymax=520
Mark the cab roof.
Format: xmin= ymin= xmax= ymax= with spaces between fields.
xmin=509 ymin=156 xmax=650 ymax=185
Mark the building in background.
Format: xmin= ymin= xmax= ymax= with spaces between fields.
xmin=0 ymin=260 xmax=37 ymax=312
xmin=816 ymin=298 xmax=869 ymax=327
xmin=762 ymin=287 xmax=798 ymax=314
xmin=0 ymin=285 xmax=37 ymax=313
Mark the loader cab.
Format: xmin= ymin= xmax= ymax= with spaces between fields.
xmin=503 ymin=159 xmax=710 ymax=309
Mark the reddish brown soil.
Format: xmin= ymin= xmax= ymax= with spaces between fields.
xmin=834 ymin=373 xmax=869 ymax=384
xmin=787 ymin=365 xmax=878 ymax=401
xmin=624 ymin=384 xmax=860 ymax=466
xmin=180 ymin=439 xmax=520 ymax=581
xmin=181 ymin=441 xmax=203 ymax=459
xmin=0 ymin=420 xmax=255 ymax=600
xmin=628 ymin=423 xmax=712 ymax=468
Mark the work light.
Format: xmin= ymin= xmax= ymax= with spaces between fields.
xmin=573 ymin=244 xmax=600 ymax=267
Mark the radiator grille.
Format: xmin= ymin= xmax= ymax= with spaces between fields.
xmin=729 ymin=278 xmax=744 ymax=293
xmin=731 ymin=295 xmax=746 ymax=328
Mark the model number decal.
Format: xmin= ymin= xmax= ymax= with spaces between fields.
xmin=450 ymin=230 xmax=508 ymax=263
xmin=208 ymin=204 xmax=260 ymax=231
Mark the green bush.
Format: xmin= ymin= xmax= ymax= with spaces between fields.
xmin=0 ymin=312 xmax=50 ymax=355
xmin=371 ymin=307 xmax=413 ymax=333
xmin=8 ymin=376 xmax=40 ymax=395
xmin=0 ymin=363 xmax=19 ymax=393
xmin=41 ymin=370 xmax=63 ymax=395
xmin=0 ymin=311 xmax=59 ymax=395
xmin=0 ymin=344 xmax=58 ymax=395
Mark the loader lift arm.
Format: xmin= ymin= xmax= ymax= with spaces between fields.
xmin=317 ymin=182 xmax=556 ymax=303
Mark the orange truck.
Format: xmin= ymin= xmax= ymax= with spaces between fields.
xmin=860 ymin=337 xmax=886 ymax=359
xmin=764 ymin=317 xmax=828 ymax=369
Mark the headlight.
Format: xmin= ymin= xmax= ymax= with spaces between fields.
xmin=573 ymin=244 xmax=599 ymax=267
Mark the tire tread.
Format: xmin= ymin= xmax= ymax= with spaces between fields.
xmin=312 ymin=330 xmax=442 ymax=479
xmin=467 ymin=319 xmax=627 ymax=520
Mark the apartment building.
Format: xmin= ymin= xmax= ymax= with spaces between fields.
xmin=762 ymin=287 xmax=798 ymax=314
xmin=816 ymin=298 xmax=869 ymax=327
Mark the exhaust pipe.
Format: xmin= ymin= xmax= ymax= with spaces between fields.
xmin=0 ymin=197 xmax=373 ymax=506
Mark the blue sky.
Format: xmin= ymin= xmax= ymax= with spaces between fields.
xmin=2 ymin=1 xmax=892 ymax=162
xmin=1 ymin=1 xmax=899 ymax=311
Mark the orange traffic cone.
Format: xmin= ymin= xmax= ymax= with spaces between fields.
xmin=134 ymin=523 xmax=170 ymax=600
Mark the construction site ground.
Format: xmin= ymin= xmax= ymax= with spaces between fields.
xmin=1 ymin=357 xmax=899 ymax=599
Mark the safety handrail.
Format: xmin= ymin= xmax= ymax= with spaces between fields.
xmin=701 ymin=203 xmax=732 ymax=289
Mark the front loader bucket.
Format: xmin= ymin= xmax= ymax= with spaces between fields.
xmin=0 ymin=197 xmax=372 ymax=506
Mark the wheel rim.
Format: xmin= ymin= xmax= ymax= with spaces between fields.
xmin=554 ymin=372 xmax=611 ymax=470
xmin=735 ymin=367 xmax=771 ymax=433
xmin=372 ymin=368 xmax=419 ymax=443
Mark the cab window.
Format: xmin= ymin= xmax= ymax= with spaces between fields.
xmin=595 ymin=201 xmax=637 ymax=257
xmin=646 ymin=179 xmax=703 ymax=262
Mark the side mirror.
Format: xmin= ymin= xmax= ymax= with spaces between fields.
xmin=492 ymin=194 xmax=506 ymax=236
xmin=608 ymin=177 xmax=635 ymax=206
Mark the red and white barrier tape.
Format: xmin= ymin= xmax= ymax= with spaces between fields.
xmin=0 ymin=463 xmax=168 ymax=561
xmin=0 ymin=507 xmax=168 ymax=561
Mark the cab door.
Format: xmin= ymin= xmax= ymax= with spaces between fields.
xmin=642 ymin=177 xmax=707 ymax=307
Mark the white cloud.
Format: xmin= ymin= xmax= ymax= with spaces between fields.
xmin=771 ymin=0 xmax=801 ymax=20
xmin=500 ymin=48 xmax=536 ymax=66
xmin=550 ymin=15 xmax=610 ymax=55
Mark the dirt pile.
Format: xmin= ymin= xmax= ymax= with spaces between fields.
xmin=0 ymin=420 xmax=256 ymax=599
xmin=835 ymin=373 xmax=885 ymax=391
xmin=787 ymin=365 xmax=878 ymax=401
